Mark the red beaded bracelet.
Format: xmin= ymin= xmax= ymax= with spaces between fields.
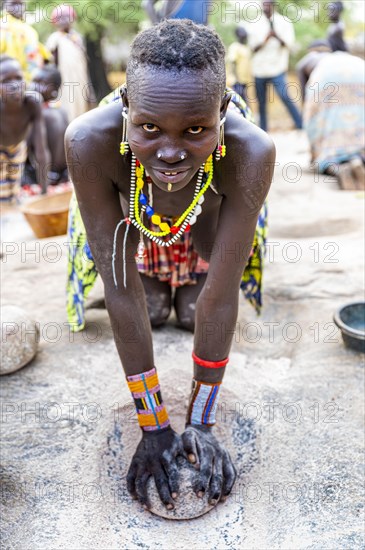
xmin=192 ymin=351 xmax=229 ymax=369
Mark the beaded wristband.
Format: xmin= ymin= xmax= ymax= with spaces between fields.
xmin=186 ymin=379 xmax=221 ymax=427
xmin=192 ymin=351 xmax=229 ymax=369
xmin=126 ymin=367 xmax=170 ymax=432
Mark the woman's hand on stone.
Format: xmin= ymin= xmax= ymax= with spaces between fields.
xmin=182 ymin=424 xmax=236 ymax=504
xmin=126 ymin=427 xmax=186 ymax=510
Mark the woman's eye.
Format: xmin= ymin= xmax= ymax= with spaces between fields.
xmin=187 ymin=126 xmax=204 ymax=134
xmin=142 ymin=123 xmax=160 ymax=132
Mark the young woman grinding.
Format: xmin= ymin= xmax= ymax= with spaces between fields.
xmin=65 ymin=20 xmax=275 ymax=511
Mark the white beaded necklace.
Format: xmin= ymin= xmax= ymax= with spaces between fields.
xmin=112 ymin=153 xmax=213 ymax=288
xmin=129 ymin=153 xmax=212 ymax=247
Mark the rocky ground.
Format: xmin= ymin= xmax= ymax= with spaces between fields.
xmin=1 ymin=130 xmax=364 ymax=549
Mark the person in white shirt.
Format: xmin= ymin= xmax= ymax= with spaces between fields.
xmin=247 ymin=0 xmax=302 ymax=132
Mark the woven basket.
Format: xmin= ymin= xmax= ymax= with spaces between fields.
xmin=21 ymin=190 xmax=72 ymax=238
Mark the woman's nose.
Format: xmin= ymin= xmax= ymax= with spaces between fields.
xmin=156 ymin=139 xmax=186 ymax=164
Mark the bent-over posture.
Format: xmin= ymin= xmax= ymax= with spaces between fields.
xmin=66 ymin=20 xmax=275 ymax=511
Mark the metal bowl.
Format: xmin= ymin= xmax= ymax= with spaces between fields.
xmin=334 ymin=302 xmax=365 ymax=353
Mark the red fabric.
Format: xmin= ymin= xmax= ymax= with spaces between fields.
xmin=136 ymin=219 xmax=208 ymax=287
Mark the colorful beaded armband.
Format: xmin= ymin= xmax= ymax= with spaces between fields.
xmin=186 ymin=379 xmax=221 ymax=427
xmin=126 ymin=368 xmax=170 ymax=432
xmin=192 ymin=351 xmax=229 ymax=369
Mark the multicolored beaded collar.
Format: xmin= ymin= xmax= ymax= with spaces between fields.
xmin=112 ymin=152 xmax=214 ymax=288
xmin=129 ymin=152 xmax=213 ymax=247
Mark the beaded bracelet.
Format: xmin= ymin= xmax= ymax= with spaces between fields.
xmin=126 ymin=367 xmax=170 ymax=432
xmin=192 ymin=351 xmax=229 ymax=369
xmin=186 ymin=378 xmax=221 ymax=426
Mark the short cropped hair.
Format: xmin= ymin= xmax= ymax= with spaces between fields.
xmin=37 ymin=65 xmax=62 ymax=89
xmin=329 ymin=1 xmax=344 ymax=12
xmin=127 ymin=19 xmax=226 ymax=98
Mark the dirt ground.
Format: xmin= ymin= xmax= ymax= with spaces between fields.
xmin=1 ymin=130 xmax=364 ymax=549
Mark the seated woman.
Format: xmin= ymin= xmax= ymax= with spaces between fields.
xmin=23 ymin=65 xmax=69 ymax=186
xmin=302 ymin=49 xmax=365 ymax=190
xmin=65 ymin=20 xmax=275 ymax=511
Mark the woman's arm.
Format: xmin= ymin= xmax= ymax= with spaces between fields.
xmin=65 ymin=115 xmax=154 ymax=373
xmin=29 ymin=94 xmax=52 ymax=193
xmin=45 ymin=33 xmax=59 ymax=66
xmin=181 ymin=124 xmax=275 ymax=503
xmin=65 ymin=111 xmax=185 ymax=510
xmin=195 ymin=128 xmax=275 ymax=368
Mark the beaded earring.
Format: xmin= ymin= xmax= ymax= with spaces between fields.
xmin=215 ymin=116 xmax=227 ymax=161
xmin=120 ymin=107 xmax=129 ymax=155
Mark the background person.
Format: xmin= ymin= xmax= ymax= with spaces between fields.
xmin=303 ymin=50 xmax=365 ymax=190
xmin=0 ymin=55 xmax=51 ymax=202
xmin=247 ymin=0 xmax=302 ymax=132
xmin=296 ymin=39 xmax=332 ymax=101
xmin=46 ymin=3 xmax=94 ymax=121
xmin=226 ymin=25 xmax=252 ymax=106
xmin=327 ymin=1 xmax=348 ymax=52
xmin=23 ymin=65 xmax=68 ymax=187
xmin=142 ymin=0 xmax=213 ymax=25
xmin=0 ymin=0 xmax=43 ymax=82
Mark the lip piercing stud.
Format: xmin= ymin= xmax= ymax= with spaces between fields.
xmin=180 ymin=153 xmax=187 ymax=160
xmin=157 ymin=153 xmax=162 ymax=159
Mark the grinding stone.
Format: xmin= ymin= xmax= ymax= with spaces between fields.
xmin=146 ymin=457 xmax=216 ymax=519
xmin=101 ymin=371 xmax=259 ymax=521
xmin=1 ymin=305 xmax=39 ymax=375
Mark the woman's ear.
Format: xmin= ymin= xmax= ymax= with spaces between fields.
xmin=220 ymin=91 xmax=232 ymax=119
xmin=120 ymin=85 xmax=129 ymax=109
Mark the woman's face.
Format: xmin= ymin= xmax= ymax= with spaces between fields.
xmin=125 ymin=68 xmax=224 ymax=193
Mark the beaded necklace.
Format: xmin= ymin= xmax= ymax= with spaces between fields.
xmin=112 ymin=152 xmax=214 ymax=288
xmin=129 ymin=153 xmax=213 ymax=247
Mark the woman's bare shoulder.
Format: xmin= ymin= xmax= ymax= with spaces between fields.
xmin=218 ymin=109 xmax=276 ymax=211
xmin=65 ymin=102 xmax=122 ymax=158
xmin=224 ymin=108 xmax=275 ymax=163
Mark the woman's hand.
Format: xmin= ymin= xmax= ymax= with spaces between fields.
xmin=126 ymin=427 xmax=186 ymax=510
xmin=182 ymin=425 xmax=236 ymax=504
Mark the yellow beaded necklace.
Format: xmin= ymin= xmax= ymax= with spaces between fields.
xmin=129 ymin=153 xmax=214 ymax=247
xmin=112 ymin=152 xmax=214 ymax=288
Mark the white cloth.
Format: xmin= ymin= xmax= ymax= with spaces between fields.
xmin=247 ymin=11 xmax=295 ymax=78
xmin=46 ymin=30 xmax=90 ymax=121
